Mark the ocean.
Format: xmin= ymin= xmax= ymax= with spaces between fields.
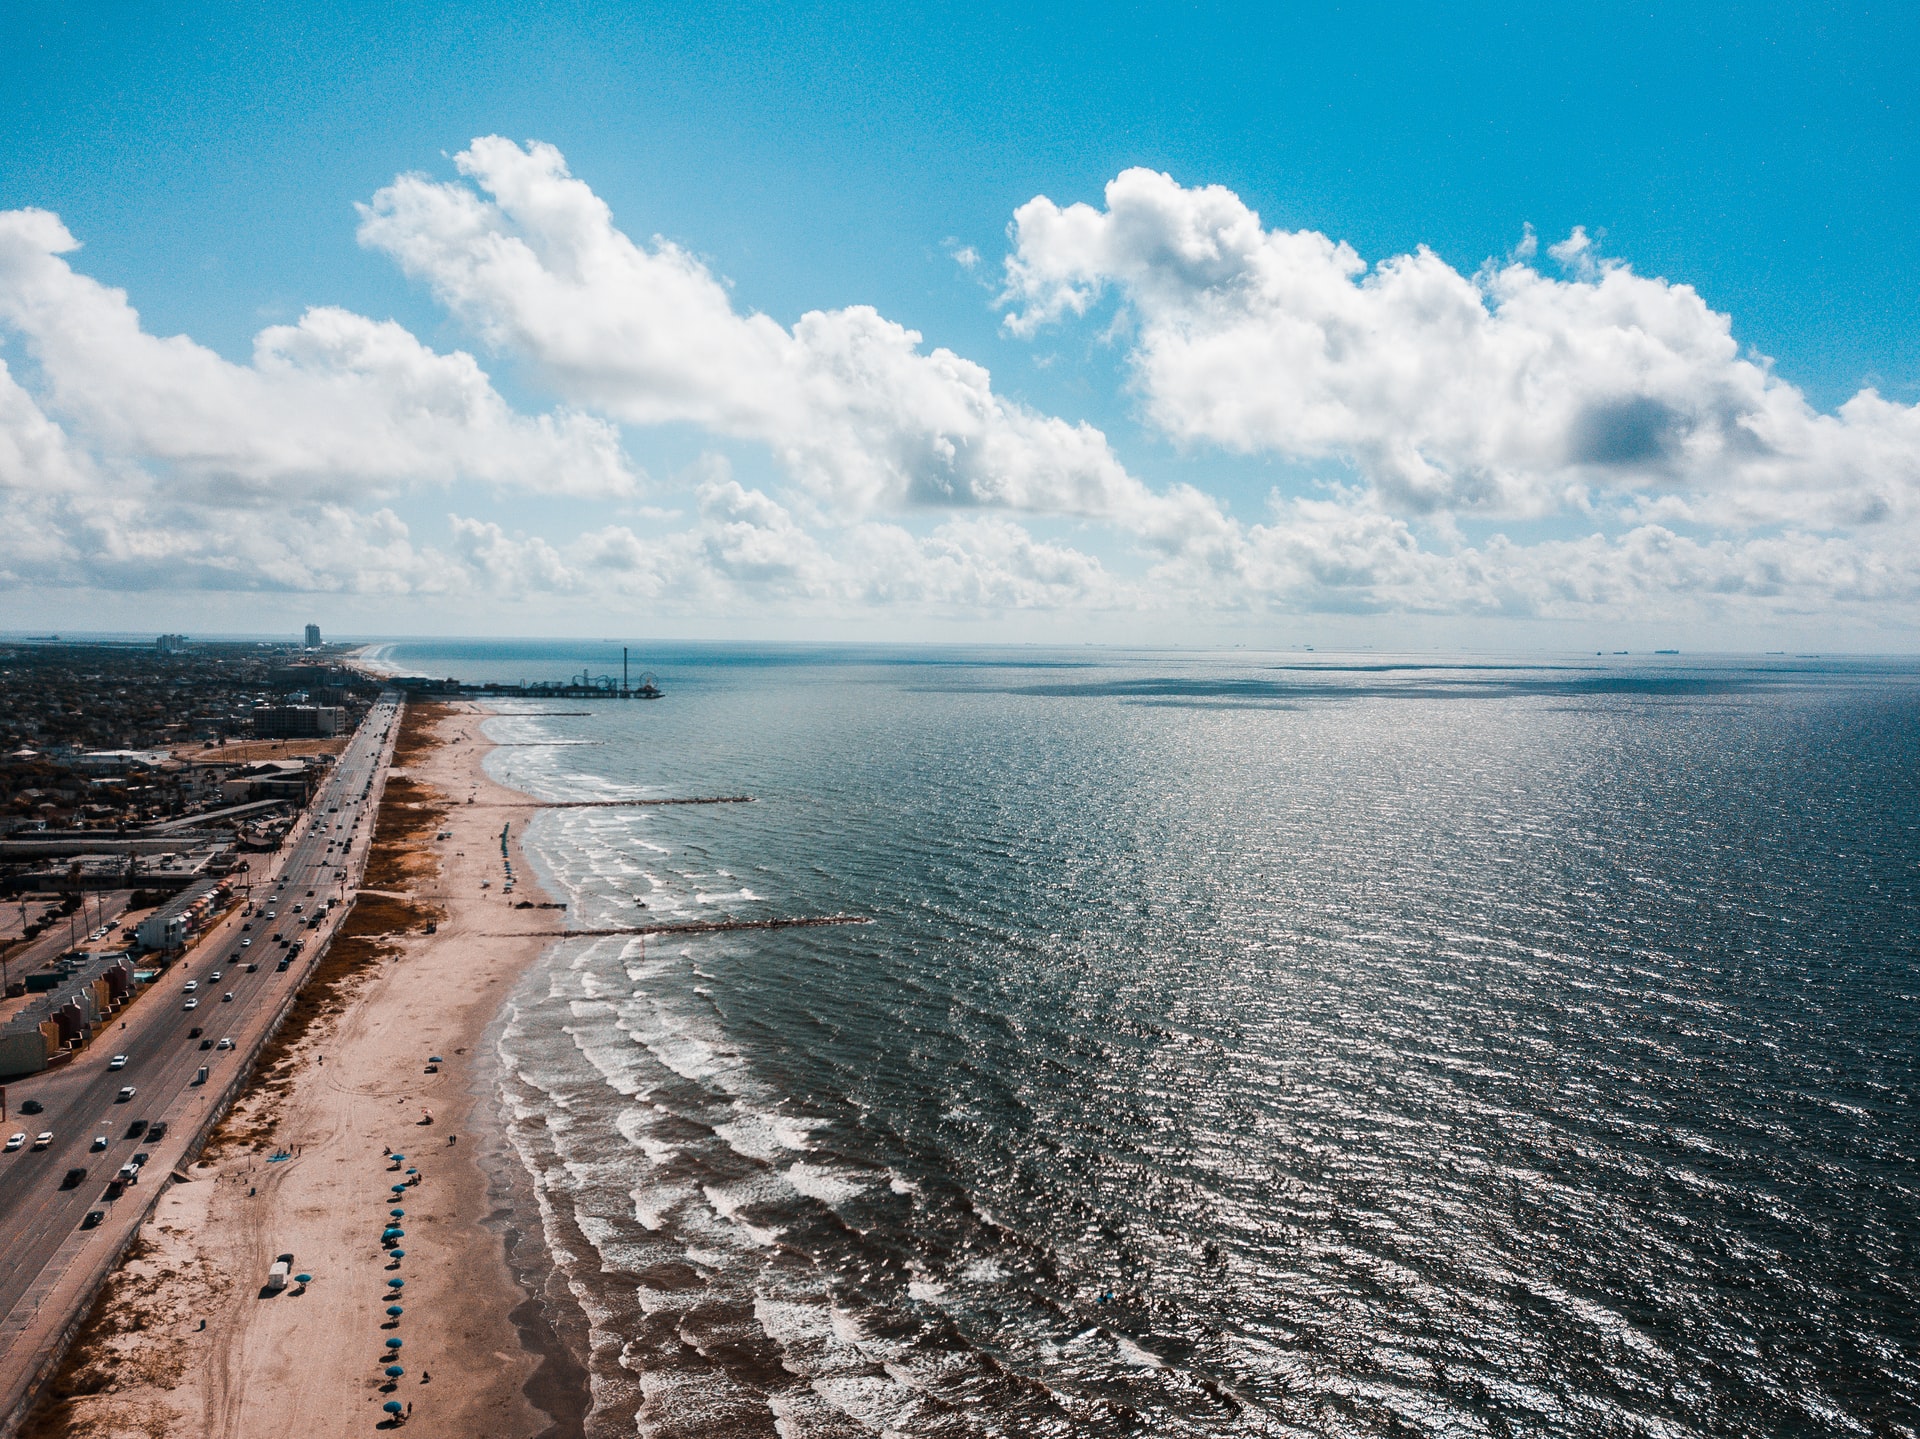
xmin=367 ymin=642 xmax=1920 ymax=1437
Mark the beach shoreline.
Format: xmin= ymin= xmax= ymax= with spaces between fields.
xmin=24 ymin=699 xmax=588 ymax=1439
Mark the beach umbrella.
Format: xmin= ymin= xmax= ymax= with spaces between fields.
xmin=391 ymin=1154 xmax=405 ymax=1162
xmin=429 ymin=1055 xmax=442 ymax=1062
xmin=294 ymin=1273 xmax=313 ymax=1284
xmin=405 ymin=1167 xmax=418 ymax=1175
xmin=390 ymin=1249 xmax=405 ymax=1259
xmin=386 ymin=1305 xmax=404 ymax=1317
xmin=383 ymin=1226 xmax=403 ymax=1237
xmin=387 ymin=1277 xmax=405 ymax=1288
xmin=386 ymin=1337 xmax=403 ymax=1349
xmin=391 ymin=1183 xmax=407 ymax=1194
xmin=390 ymin=1208 xmax=405 ymax=1217
xmin=383 ymin=1400 xmax=402 ymax=1414
xmin=385 ymin=1365 xmax=406 ymax=1378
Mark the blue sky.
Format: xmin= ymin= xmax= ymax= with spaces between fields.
xmin=2 ymin=1 xmax=1916 ymax=645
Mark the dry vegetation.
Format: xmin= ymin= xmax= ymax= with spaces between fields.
xmin=19 ymin=702 xmax=454 ymax=1438
xmin=18 ymin=1228 xmax=214 ymax=1439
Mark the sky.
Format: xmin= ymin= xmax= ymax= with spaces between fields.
xmin=1 ymin=0 xmax=1916 ymax=648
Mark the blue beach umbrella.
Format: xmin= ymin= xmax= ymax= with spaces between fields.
xmin=385 ymin=1364 xmax=406 ymax=1377
xmin=390 ymin=1249 xmax=405 ymax=1259
xmin=405 ymin=1167 xmax=418 ymax=1175
xmin=390 ymin=1208 xmax=405 ymax=1217
xmin=391 ymin=1183 xmax=407 ymax=1194
xmin=386 ymin=1337 xmax=403 ymax=1349
xmin=384 ymin=1400 xmax=402 ymax=1414
xmin=386 ymin=1305 xmax=404 ymax=1317
xmin=391 ymin=1154 xmax=405 ymax=1162
xmin=428 ymin=1055 xmax=442 ymax=1062
xmin=294 ymin=1273 xmax=312 ymax=1284
xmin=387 ymin=1277 xmax=405 ymax=1288
xmin=383 ymin=1227 xmax=404 ymax=1239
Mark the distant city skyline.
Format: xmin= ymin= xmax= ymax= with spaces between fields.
xmin=2 ymin=1 xmax=1916 ymax=648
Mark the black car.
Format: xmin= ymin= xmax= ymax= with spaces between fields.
xmin=104 ymin=1179 xmax=125 ymax=1200
xmin=200 ymin=1039 xmax=214 ymax=1050
xmin=189 ymin=1027 xmax=203 ymax=1038
xmin=146 ymin=1122 xmax=169 ymax=1142
xmin=81 ymin=1210 xmax=105 ymax=1229
xmin=19 ymin=1098 xmax=43 ymax=1115
xmin=126 ymin=1119 xmax=148 ymax=1138
xmin=61 ymin=1167 xmax=87 ymax=1189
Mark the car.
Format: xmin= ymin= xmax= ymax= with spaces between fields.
xmin=147 ymin=1122 xmax=169 ymax=1142
xmin=209 ymin=971 xmax=222 ymax=981
xmin=81 ymin=1210 xmax=104 ymax=1229
xmin=126 ymin=1119 xmax=148 ymax=1138
xmin=116 ymin=1086 xmax=136 ymax=1102
xmin=222 ymin=992 xmax=234 ymax=1003
xmin=241 ymin=921 xmax=251 ymax=931
xmin=245 ymin=962 xmax=258 ymax=973
xmin=216 ymin=1037 xmax=235 ymax=1050
xmin=266 ymin=911 xmax=277 ymax=920
xmin=4 ymin=1133 xmax=23 ymax=1152
xmin=184 ymin=998 xmax=199 ymax=1010
xmin=90 ymin=1134 xmax=108 ymax=1151
xmin=240 ymin=938 xmax=251 ymax=948
xmin=133 ymin=1151 xmax=150 ymax=1166
xmin=183 ymin=980 xmax=199 ymax=993
xmin=116 ymin=1161 xmax=139 ymax=1183
xmin=109 ymin=1055 xmax=128 ymax=1070
xmin=189 ymin=1026 xmax=203 ymax=1038
xmin=306 ymin=889 xmax=315 ymax=896
xmin=61 ymin=1167 xmax=87 ymax=1189
xmin=33 ymin=1132 xmax=54 ymax=1150
xmin=199 ymin=1038 xmax=214 ymax=1050
xmin=19 ymin=1099 xmax=43 ymax=1115
xmin=292 ymin=903 xmax=303 ymax=913
xmin=103 ymin=1179 xmax=125 ymax=1200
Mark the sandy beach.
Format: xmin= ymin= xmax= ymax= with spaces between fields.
xmin=27 ymin=702 xmax=579 ymax=1439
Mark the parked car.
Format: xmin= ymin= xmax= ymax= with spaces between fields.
xmin=108 ymin=1055 xmax=128 ymax=1070
xmin=216 ymin=1037 xmax=235 ymax=1051
xmin=81 ymin=1210 xmax=105 ymax=1229
xmin=116 ymin=1162 xmax=139 ymax=1183
xmin=19 ymin=1099 xmax=43 ymax=1115
xmin=104 ymin=1179 xmax=125 ymax=1200
xmin=146 ymin=1122 xmax=169 ymax=1142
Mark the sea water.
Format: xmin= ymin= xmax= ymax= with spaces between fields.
xmin=369 ymin=642 xmax=1920 ymax=1437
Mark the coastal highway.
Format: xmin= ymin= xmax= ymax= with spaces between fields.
xmin=0 ymin=693 xmax=402 ymax=1433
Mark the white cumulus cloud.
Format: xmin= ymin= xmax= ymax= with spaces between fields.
xmin=1001 ymin=168 xmax=1920 ymax=527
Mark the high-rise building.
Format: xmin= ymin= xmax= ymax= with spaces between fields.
xmin=155 ymin=633 xmax=188 ymax=654
xmin=304 ymin=623 xmax=322 ymax=648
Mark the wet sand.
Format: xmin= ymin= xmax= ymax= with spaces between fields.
xmin=31 ymin=702 xmax=583 ymax=1439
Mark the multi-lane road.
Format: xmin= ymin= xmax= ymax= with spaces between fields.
xmin=0 ymin=692 xmax=402 ymax=1430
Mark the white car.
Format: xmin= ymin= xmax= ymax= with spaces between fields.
xmin=109 ymin=1054 xmax=128 ymax=1070
xmin=240 ymin=938 xmax=251 ymax=948
xmin=33 ymin=1132 xmax=53 ymax=1150
xmin=184 ymin=997 xmax=199 ymax=1010
xmin=209 ymin=971 xmax=222 ymax=982
xmin=116 ymin=1086 xmax=136 ymax=1102
xmin=4 ymin=1133 xmax=23 ymax=1152
xmin=183 ymin=980 xmax=199 ymax=993
xmin=216 ymin=1037 xmax=235 ymax=1050
xmin=90 ymin=1134 xmax=108 ymax=1151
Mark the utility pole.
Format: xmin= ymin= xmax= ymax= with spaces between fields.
xmin=623 ymin=647 xmax=629 ymax=697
